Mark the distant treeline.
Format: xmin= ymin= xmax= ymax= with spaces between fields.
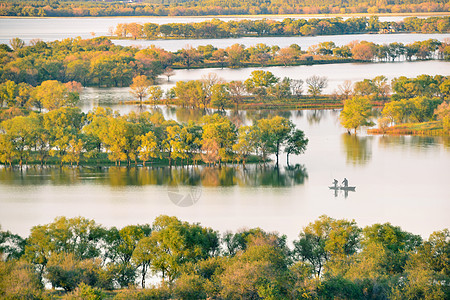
xmin=1 ymin=215 xmax=449 ymax=299
xmin=0 ymin=0 xmax=449 ymax=17
xmin=1 ymin=36 xmax=449 ymax=88
xmin=113 ymin=16 xmax=450 ymax=40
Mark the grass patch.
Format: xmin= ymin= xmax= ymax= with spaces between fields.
xmin=368 ymin=121 xmax=448 ymax=136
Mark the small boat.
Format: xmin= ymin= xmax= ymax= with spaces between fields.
xmin=329 ymin=186 xmax=356 ymax=191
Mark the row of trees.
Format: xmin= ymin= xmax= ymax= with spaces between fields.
xmin=1 ymin=0 xmax=449 ymax=17
xmin=1 ymin=215 xmax=448 ymax=299
xmin=165 ymin=71 xmax=327 ymax=110
xmin=113 ymin=16 xmax=450 ymax=40
xmin=0 ymin=109 xmax=308 ymax=167
xmin=2 ymin=36 xmax=449 ymax=87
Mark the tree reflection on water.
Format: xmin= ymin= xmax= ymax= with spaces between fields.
xmin=341 ymin=133 xmax=373 ymax=165
xmin=0 ymin=164 xmax=308 ymax=188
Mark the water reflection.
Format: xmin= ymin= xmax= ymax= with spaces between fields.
xmin=307 ymin=110 xmax=325 ymax=125
xmin=0 ymin=164 xmax=308 ymax=188
xmin=378 ymin=135 xmax=443 ymax=151
xmin=341 ymin=134 xmax=373 ymax=165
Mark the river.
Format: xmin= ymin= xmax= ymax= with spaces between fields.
xmin=0 ymin=109 xmax=449 ymax=241
xmin=1 ymin=16 xmax=450 ymax=47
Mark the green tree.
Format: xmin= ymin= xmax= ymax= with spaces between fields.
xmin=244 ymin=70 xmax=279 ymax=99
xmin=256 ymin=116 xmax=293 ymax=166
xmin=362 ymin=223 xmax=422 ymax=274
xmin=285 ymin=129 xmax=308 ymax=166
xmin=211 ymin=83 xmax=231 ymax=111
xmin=293 ymin=215 xmax=361 ymax=277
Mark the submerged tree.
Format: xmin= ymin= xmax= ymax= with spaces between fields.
xmin=130 ymin=75 xmax=152 ymax=107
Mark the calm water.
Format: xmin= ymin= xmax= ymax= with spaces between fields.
xmin=114 ymin=33 xmax=450 ymax=52
xmin=1 ymin=16 xmax=449 ymax=241
xmin=78 ymin=60 xmax=450 ymax=113
xmin=0 ymin=109 xmax=449 ymax=241
xmin=1 ymin=16 xmax=450 ymax=46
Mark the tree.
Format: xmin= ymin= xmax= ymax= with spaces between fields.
xmin=32 ymin=80 xmax=75 ymax=111
xmin=130 ymin=75 xmax=152 ymax=107
xmin=293 ymin=215 xmax=361 ymax=277
xmin=201 ymin=115 xmax=237 ymax=166
xmin=149 ymin=215 xmax=219 ymax=282
xmin=256 ymin=116 xmax=293 ymax=166
xmin=351 ymin=41 xmax=376 ymax=61
xmin=245 ymin=70 xmax=279 ymax=99
xmin=9 ymin=38 xmax=25 ymax=51
xmin=226 ymin=44 xmax=246 ymax=67
xmin=290 ymin=79 xmax=304 ymax=99
xmin=0 ymin=115 xmax=39 ymax=167
xmin=211 ymin=83 xmax=230 ymax=111
xmin=268 ymin=77 xmax=292 ymax=100
xmin=148 ymin=86 xmax=163 ymax=103
xmin=340 ymin=96 xmax=374 ymax=134
xmin=228 ymin=80 xmax=245 ymax=109
xmin=0 ymin=80 xmax=18 ymax=107
xmin=285 ymin=129 xmax=308 ymax=166
xmin=139 ymin=131 xmax=158 ymax=166
xmin=277 ymin=46 xmax=298 ymax=66
xmin=362 ymin=223 xmax=422 ymax=274
xmin=306 ymin=75 xmax=328 ymax=100
xmin=132 ymin=236 xmax=157 ymax=288
xmin=24 ymin=217 xmax=105 ymax=278
xmin=162 ymin=68 xmax=175 ymax=82
xmin=232 ymin=125 xmax=258 ymax=167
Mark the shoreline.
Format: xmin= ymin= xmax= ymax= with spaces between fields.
xmin=1 ymin=12 xmax=449 ymax=20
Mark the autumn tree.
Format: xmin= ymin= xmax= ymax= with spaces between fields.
xmin=130 ymin=75 xmax=152 ymax=107
xmin=32 ymin=80 xmax=76 ymax=111
xmin=340 ymin=96 xmax=374 ymax=134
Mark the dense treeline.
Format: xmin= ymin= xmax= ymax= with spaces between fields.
xmin=1 ymin=215 xmax=449 ymax=299
xmin=0 ymin=0 xmax=449 ymax=17
xmin=336 ymin=74 xmax=450 ymax=134
xmin=0 ymin=108 xmax=308 ymax=167
xmin=113 ymin=16 xmax=450 ymax=40
xmin=1 ymin=36 xmax=449 ymax=88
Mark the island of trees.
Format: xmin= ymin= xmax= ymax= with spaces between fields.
xmin=1 ymin=215 xmax=449 ymax=299
xmin=0 ymin=106 xmax=309 ymax=168
xmin=1 ymin=0 xmax=449 ymax=17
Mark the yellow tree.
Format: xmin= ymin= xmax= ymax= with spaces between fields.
xmin=32 ymin=80 xmax=74 ymax=111
xmin=340 ymin=96 xmax=374 ymax=134
xmin=130 ymin=75 xmax=152 ymax=107
xmin=139 ymin=131 xmax=158 ymax=166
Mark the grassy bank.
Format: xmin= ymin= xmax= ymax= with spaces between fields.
xmin=0 ymin=152 xmax=267 ymax=168
xmin=368 ymin=121 xmax=449 ymax=136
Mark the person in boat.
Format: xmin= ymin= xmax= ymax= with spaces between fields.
xmin=342 ymin=178 xmax=348 ymax=187
xmin=332 ymin=179 xmax=338 ymax=188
